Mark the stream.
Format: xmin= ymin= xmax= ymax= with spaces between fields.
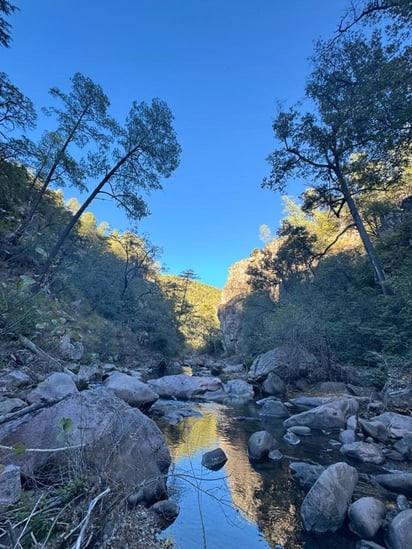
xmin=155 ymin=399 xmax=390 ymax=549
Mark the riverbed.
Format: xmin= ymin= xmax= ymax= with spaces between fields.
xmin=155 ymin=399 xmax=390 ymax=549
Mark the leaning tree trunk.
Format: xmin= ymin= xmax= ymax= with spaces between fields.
xmin=337 ymin=168 xmax=390 ymax=295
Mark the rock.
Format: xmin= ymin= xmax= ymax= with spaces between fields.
xmin=284 ymin=431 xmax=300 ymax=446
xmin=340 ymin=429 xmax=357 ymax=444
xmin=262 ymin=371 xmax=286 ymax=397
xmin=287 ymin=425 xmax=312 ymax=436
xmin=1 ymin=370 xmax=31 ymax=388
xmin=201 ymin=448 xmax=227 ymax=470
xmin=27 ymin=372 xmax=79 ymax=404
xmin=300 ymin=462 xmax=358 ymax=533
xmin=385 ymin=509 xmax=412 ymax=549
xmin=104 ymin=371 xmax=159 ymax=410
xmin=0 ymin=389 xmax=171 ymax=503
xmin=0 ymin=464 xmax=21 ymax=505
xmin=289 ymin=462 xmax=326 ymax=491
xmin=0 ymin=398 xmax=26 ymax=415
xmin=247 ymin=430 xmax=278 ymax=460
xmin=347 ymin=415 xmax=358 ymax=431
xmin=397 ymin=495 xmax=410 ymax=511
xmin=268 ymin=449 xmax=283 ymax=461
xmin=340 ymin=442 xmax=385 ymax=464
xmin=374 ymin=473 xmax=412 ymax=495
xmin=247 ymin=346 xmax=317 ymax=384
xmin=223 ymin=379 xmax=254 ymax=400
xmin=164 ymin=361 xmax=183 ymax=375
xmin=58 ymin=334 xmax=84 ymax=361
xmin=370 ymin=412 xmax=412 ymax=437
xmin=393 ymin=433 xmax=412 ymax=459
xmin=74 ymin=365 xmax=101 ymax=390
xmin=256 ymin=397 xmax=290 ymax=418
xmin=284 ymin=398 xmax=358 ymax=431
xmin=147 ymin=374 xmax=222 ymax=400
xmin=359 ymin=419 xmax=389 ymax=443
xmin=386 ymin=386 xmax=412 ymax=414
xmin=150 ymin=500 xmax=180 ymax=523
xmin=248 ymin=348 xmax=288 ymax=383
xmin=221 ymin=363 xmax=246 ymax=377
xmin=348 ymin=497 xmax=386 ymax=539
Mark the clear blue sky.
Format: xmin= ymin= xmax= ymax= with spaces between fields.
xmin=3 ymin=0 xmax=348 ymax=288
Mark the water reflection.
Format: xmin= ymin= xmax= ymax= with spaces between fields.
xmin=160 ymin=402 xmax=305 ymax=549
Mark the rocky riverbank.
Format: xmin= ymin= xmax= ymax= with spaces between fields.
xmin=0 ymin=340 xmax=411 ymax=547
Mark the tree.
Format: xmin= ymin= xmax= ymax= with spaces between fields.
xmin=0 ymin=0 xmax=17 ymax=48
xmin=338 ymin=0 xmax=412 ymax=34
xmin=39 ymin=98 xmax=181 ymax=282
xmin=0 ymin=72 xmax=36 ymax=157
xmin=11 ymin=73 xmax=112 ymax=242
xmin=263 ymin=32 xmax=412 ymax=294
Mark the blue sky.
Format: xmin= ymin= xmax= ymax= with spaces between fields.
xmin=3 ymin=0 xmax=348 ymax=288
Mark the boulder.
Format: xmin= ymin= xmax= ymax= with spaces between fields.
xmin=248 ymin=348 xmax=288 ymax=383
xmin=374 ymin=473 xmax=412 ymax=496
xmin=1 ymin=370 xmax=31 ymax=388
xmin=0 ymin=389 xmax=171 ymax=503
xmin=104 ymin=371 xmax=159 ymax=410
xmin=74 ymin=365 xmax=101 ymax=389
xmin=340 ymin=442 xmax=385 ymax=464
xmin=289 ymin=462 xmax=326 ymax=491
xmin=58 ymin=334 xmax=84 ymax=361
xmin=393 ymin=433 xmax=412 ymax=460
xmin=290 ymin=396 xmax=331 ymax=409
xmin=385 ymin=509 xmax=412 ymax=549
xmin=27 ymin=372 xmax=79 ymax=404
xmin=386 ymin=386 xmax=412 ymax=414
xmin=256 ymin=397 xmax=290 ymax=418
xmin=0 ymin=464 xmax=21 ymax=505
xmin=316 ymin=381 xmax=348 ymax=394
xmin=0 ymin=398 xmax=26 ymax=415
xmin=370 ymin=412 xmax=412 ymax=438
xmin=150 ymin=500 xmax=180 ymax=523
xmin=147 ymin=374 xmax=222 ymax=400
xmin=348 ymin=497 xmax=386 ymax=539
xmin=287 ymin=426 xmax=312 ymax=436
xmin=359 ymin=419 xmax=389 ymax=443
xmin=300 ymin=462 xmax=358 ymax=533
xmin=201 ymin=448 xmax=228 ymax=471
xmin=284 ymin=398 xmax=358 ymax=431
xmin=223 ymin=379 xmax=254 ymax=400
xmin=247 ymin=430 xmax=278 ymax=460
xmin=262 ymin=371 xmax=286 ymax=397
xmin=340 ymin=429 xmax=356 ymax=445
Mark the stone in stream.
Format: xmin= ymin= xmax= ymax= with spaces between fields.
xmin=201 ymin=448 xmax=228 ymax=471
xmin=247 ymin=430 xmax=278 ymax=460
xmin=289 ymin=462 xmax=326 ymax=491
xmin=340 ymin=441 xmax=385 ymax=464
xmin=359 ymin=418 xmax=389 ymax=443
xmin=283 ymin=398 xmax=359 ymax=431
xmin=283 ymin=431 xmax=301 ymax=446
xmin=374 ymin=473 xmax=412 ymax=496
xmin=348 ymin=497 xmax=386 ymax=539
xmin=300 ymin=462 xmax=358 ymax=533
xmin=256 ymin=397 xmax=290 ymax=418
xmin=385 ymin=509 xmax=412 ymax=549
xmin=147 ymin=374 xmax=222 ymax=400
xmin=370 ymin=412 xmax=412 ymax=437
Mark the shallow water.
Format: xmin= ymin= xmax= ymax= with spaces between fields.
xmin=157 ymin=400 xmax=392 ymax=549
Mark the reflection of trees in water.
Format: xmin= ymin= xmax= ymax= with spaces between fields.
xmin=163 ymin=411 xmax=220 ymax=459
xmin=218 ymin=414 xmax=304 ymax=549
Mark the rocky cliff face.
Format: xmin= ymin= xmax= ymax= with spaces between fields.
xmin=218 ymin=258 xmax=252 ymax=355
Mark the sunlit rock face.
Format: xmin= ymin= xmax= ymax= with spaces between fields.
xmin=218 ymin=258 xmax=252 ymax=354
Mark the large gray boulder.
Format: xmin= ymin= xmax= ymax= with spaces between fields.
xmin=223 ymin=379 xmax=254 ymax=400
xmin=262 ymin=371 xmax=286 ymax=397
xmin=359 ymin=419 xmax=389 ymax=443
xmin=348 ymin=497 xmax=386 ymax=539
xmin=284 ymin=398 xmax=358 ymax=431
xmin=0 ymin=389 xmax=171 ymax=503
xmin=370 ymin=412 xmax=412 ymax=437
xmin=340 ymin=442 xmax=385 ymax=464
xmin=147 ymin=374 xmax=222 ymax=400
xmin=27 ymin=372 xmax=79 ymax=404
xmin=385 ymin=509 xmax=412 ymax=549
xmin=247 ymin=346 xmax=317 ymax=384
xmin=300 ymin=462 xmax=358 ymax=533
xmin=104 ymin=371 xmax=159 ymax=410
